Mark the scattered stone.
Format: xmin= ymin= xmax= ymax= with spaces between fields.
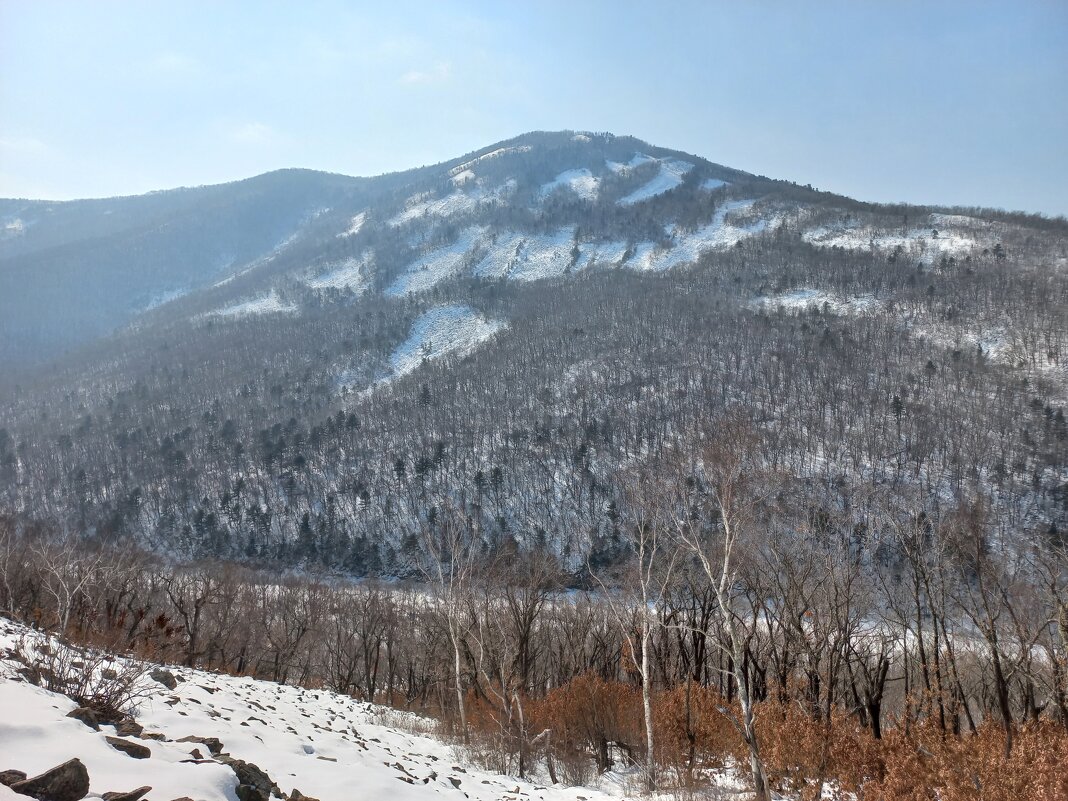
xmin=449 ymin=777 xmax=462 ymax=789
xmin=288 ymin=791 xmax=320 ymax=801
xmin=177 ymin=735 xmax=223 ymax=755
xmin=189 ymin=748 xmax=204 ymax=760
xmin=150 ymin=668 xmax=178 ymax=689
xmin=10 ymin=758 xmax=90 ymax=801
xmin=114 ymin=719 xmax=144 ymax=738
xmin=235 ymin=786 xmax=269 ymax=801
xmin=216 ymin=755 xmax=279 ymax=799
xmin=66 ymin=706 xmax=100 ymax=730
xmin=140 ymin=731 xmax=167 ymax=741
xmin=0 ymin=770 xmax=27 ymax=787
xmin=102 ymin=787 xmax=152 ymax=801
xmin=105 ymin=736 xmax=151 ymax=759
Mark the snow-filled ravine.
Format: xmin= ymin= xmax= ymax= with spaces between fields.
xmin=0 ymin=618 xmax=614 ymax=801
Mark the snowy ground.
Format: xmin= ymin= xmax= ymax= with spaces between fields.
xmin=0 ymin=618 xmax=616 ymax=801
xmin=625 ymin=200 xmax=770 ymax=272
xmin=616 ymin=158 xmax=694 ymax=206
xmin=388 ymin=181 xmax=516 ymax=228
xmin=386 ymin=228 xmax=486 ymax=296
xmin=389 ymin=304 xmax=505 ymax=378
xmin=801 ymin=217 xmax=987 ymax=265
xmin=573 ymin=240 xmax=629 ymax=272
xmin=306 ymin=253 xmax=373 ymax=294
xmin=205 ymin=290 xmax=298 ymax=318
xmin=539 ymin=169 xmax=599 ymax=202
xmin=337 ymin=212 xmax=367 ymax=238
xmin=748 ymin=289 xmax=881 ymax=316
xmin=474 ymin=228 xmax=577 ymax=281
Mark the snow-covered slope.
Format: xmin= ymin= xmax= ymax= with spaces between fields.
xmin=0 ymin=619 xmax=612 ymax=801
xmin=540 ymin=169 xmax=599 ymax=202
xmin=207 ymin=290 xmax=298 ymax=318
xmin=390 ymin=305 xmax=505 ymax=378
xmin=386 ymin=228 xmax=485 ymax=296
xmin=474 ymin=228 xmax=577 ymax=281
xmin=616 ymin=158 xmax=694 ymax=206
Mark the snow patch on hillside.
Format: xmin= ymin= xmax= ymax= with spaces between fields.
xmin=540 ymin=168 xmax=599 ymax=201
xmin=207 ymin=290 xmax=297 ymax=318
xmin=617 ymin=159 xmax=694 ymax=205
xmin=448 ymin=146 xmax=533 ymax=177
xmin=701 ymin=178 xmax=730 ymax=191
xmin=391 ymin=304 xmax=505 ymax=378
xmin=337 ymin=211 xmax=367 ymax=238
xmin=749 ymin=289 xmax=881 ymax=316
xmin=625 ymin=200 xmax=770 ymax=272
xmin=573 ymin=240 xmax=629 ymax=271
xmin=450 ymin=169 xmax=476 ymax=186
xmin=389 ymin=181 xmax=516 ymax=227
xmin=0 ymin=618 xmax=617 ymax=801
xmin=386 ymin=227 xmax=485 ymax=296
xmin=803 ymin=221 xmax=984 ymax=264
xmin=606 ymin=152 xmax=657 ymax=174
xmin=307 ymin=252 xmax=373 ymax=293
xmin=474 ymin=227 xmax=577 ymax=281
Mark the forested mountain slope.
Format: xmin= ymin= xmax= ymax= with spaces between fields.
xmin=1 ymin=130 xmax=1066 ymax=574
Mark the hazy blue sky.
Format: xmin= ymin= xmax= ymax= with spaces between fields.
xmin=2 ymin=1 xmax=1066 ymax=214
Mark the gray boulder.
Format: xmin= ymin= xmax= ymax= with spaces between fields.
xmin=10 ymin=758 xmax=90 ymax=801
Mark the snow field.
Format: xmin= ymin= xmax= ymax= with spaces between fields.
xmin=616 ymin=158 xmax=694 ymax=206
xmin=386 ymin=227 xmax=486 ymax=296
xmin=390 ymin=304 xmax=506 ymax=378
xmin=206 ymin=289 xmax=297 ymax=318
xmin=625 ymin=199 xmax=770 ymax=272
xmin=0 ymin=619 xmax=614 ymax=801
xmin=306 ymin=252 xmax=373 ymax=293
xmin=539 ymin=169 xmax=599 ymax=202
xmin=748 ymin=289 xmax=881 ymax=316
xmin=474 ymin=228 xmax=577 ymax=282
xmin=337 ymin=211 xmax=367 ymax=238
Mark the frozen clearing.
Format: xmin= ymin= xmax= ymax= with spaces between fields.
xmin=306 ymin=252 xmax=373 ymax=293
xmin=474 ymin=227 xmax=577 ymax=281
xmin=605 ymin=152 xmax=657 ymax=174
xmin=206 ymin=290 xmax=297 ymax=318
xmin=389 ymin=181 xmax=516 ymax=227
xmin=391 ymin=304 xmax=505 ymax=378
xmin=803 ymin=222 xmax=983 ymax=264
xmin=625 ymin=199 xmax=769 ymax=271
xmin=0 ymin=618 xmax=615 ymax=801
xmin=386 ymin=227 xmax=485 ymax=296
xmin=573 ymin=240 xmax=629 ymax=271
xmin=749 ymin=289 xmax=881 ymax=316
xmin=540 ymin=168 xmax=599 ymax=201
xmin=701 ymin=177 xmax=730 ymax=191
xmin=447 ymin=145 xmax=533 ymax=177
xmin=617 ymin=159 xmax=694 ymax=206
xmin=337 ymin=211 xmax=367 ymax=238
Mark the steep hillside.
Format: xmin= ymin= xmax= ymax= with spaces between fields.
xmin=0 ymin=131 xmax=1066 ymax=574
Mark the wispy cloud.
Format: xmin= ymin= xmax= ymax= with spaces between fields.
xmin=399 ymin=62 xmax=452 ymax=86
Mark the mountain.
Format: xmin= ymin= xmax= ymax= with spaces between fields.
xmin=0 ymin=130 xmax=1065 ymax=574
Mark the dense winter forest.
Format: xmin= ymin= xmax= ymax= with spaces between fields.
xmin=2 ymin=131 xmax=1067 ymax=798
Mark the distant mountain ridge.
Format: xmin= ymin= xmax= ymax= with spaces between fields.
xmin=0 ymin=130 xmax=1065 ymax=575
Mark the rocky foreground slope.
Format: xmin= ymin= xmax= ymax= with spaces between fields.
xmin=0 ymin=618 xmax=633 ymax=801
